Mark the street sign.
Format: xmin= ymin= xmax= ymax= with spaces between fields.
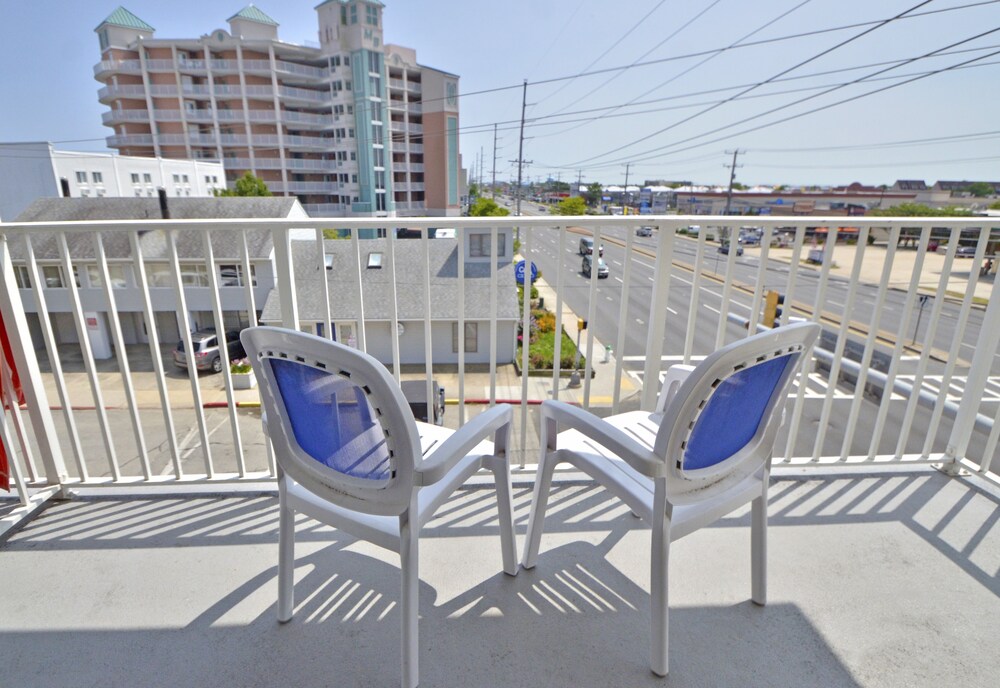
xmin=514 ymin=260 xmax=538 ymax=285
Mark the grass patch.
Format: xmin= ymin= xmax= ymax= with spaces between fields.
xmin=517 ymin=326 xmax=584 ymax=371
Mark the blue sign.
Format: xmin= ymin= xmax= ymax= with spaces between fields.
xmin=514 ymin=260 xmax=538 ymax=285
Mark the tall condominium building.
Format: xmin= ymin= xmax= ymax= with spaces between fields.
xmin=94 ymin=2 xmax=462 ymax=218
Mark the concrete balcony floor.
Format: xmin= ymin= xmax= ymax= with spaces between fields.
xmin=2 ymin=468 xmax=999 ymax=687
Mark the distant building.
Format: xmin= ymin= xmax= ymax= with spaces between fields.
xmin=261 ymin=229 xmax=518 ymax=365
xmin=93 ymin=2 xmax=461 ymax=218
xmin=10 ymin=197 xmax=306 ymax=356
xmin=0 ymin=141 xmax=224 ymax=221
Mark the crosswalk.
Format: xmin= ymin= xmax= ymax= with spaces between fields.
xmin=626 ymin=368 xmax=1000 ymax=402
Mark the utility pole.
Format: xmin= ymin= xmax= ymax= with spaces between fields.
xmin=479 ymin=146 xmax=484 ymax=190
xmin=622 ymin=163 xmax=631 ymax=215
xmin=723 ymin=149 xmax=743 ymax=215
xmin=491 ymin=123 xmax=498 ymax=199
xmin=512 ymin=79 xmax=532 ymax=239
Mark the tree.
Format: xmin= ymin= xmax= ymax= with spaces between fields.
xmin=582 ymin=182 xmax=603 ymax=206
xmin=989 ymin=200 xmax=1000 ymax=210
xmin=469 ymin=182 xmax=480 ymax=199
xmin=469 ymin=197 xmax=510 ymax=216
xmin=555 ymin=196 xmax=587 ymax=216
xmin=868 ymin=203 xmax=972 ymax=217
xmin=215 ymin=171 xmax=272 ymax=197
xmin=966 ymin=182 xmax=994 ymax=197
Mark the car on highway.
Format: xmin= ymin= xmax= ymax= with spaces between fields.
xmin=579 ymin=236 xmax=605 ymax=256
xmin=956 ymin=245 xmax=977 ymax=257
xmin=174 ymin=329 xmax=245 ymax=373
xmin=636 ymin=226 xmax=653 ymax=237
xmin=582 ymin=254 xmax=609 ymax=279
xmin=718 ymin=242 xmax=744 ymax=257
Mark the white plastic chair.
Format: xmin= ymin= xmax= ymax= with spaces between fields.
xmin=521 ymin=322 xmax=820 ymax=677
xmin=242 ymin=327 xmax=519 ymax=688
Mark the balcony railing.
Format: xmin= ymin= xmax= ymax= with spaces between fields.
xmin=1 ymin=216 xmax=997 ymax=507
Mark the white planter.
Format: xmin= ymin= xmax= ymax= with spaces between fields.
xmin=232 ymin=372 xmax=256 ymax=390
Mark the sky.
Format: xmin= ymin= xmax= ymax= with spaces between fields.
xmin=1 ymin=0 xmax=998 ymax=188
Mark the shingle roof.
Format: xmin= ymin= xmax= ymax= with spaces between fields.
xmin=260 ymin=238 xmax=519 ymax=323
xmin=96 ymin=6 xmax=154 ymax=32
xmin=10 ymin=197 xmax=299 ymax=261
xmin=227 ymin=5 xmax=279 ymax=26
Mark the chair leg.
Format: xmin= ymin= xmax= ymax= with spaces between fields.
xmin=277 ymin=497 xmax=295 ymax=623
xmin=751 ymin=491 xmax=767 ymax=606
xmin=488 ymin=456 xmax=519 ymax=576
xmin=400 ymin=513 xmax=420 ymax=688
xmin=521 ymin=450 xmax=559 ymax=570
xmin=650 ymin=481 xmax=671 ymax=677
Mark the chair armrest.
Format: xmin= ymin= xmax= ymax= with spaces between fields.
xmin=655 ymin=364 xmax=696 ymax=414
xmin=416 ymin=404 xmax=513 ymax=486
xmin=541 ymin=400 xmax=664 ymax=478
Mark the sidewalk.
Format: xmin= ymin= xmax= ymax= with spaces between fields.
xmin=749 ymin=242 xmax=996 ymax=303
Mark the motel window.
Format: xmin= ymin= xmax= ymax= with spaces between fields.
xmin=131 ymin=173 xmax=140 ymax=183
xmin=86 ymin=264 xmax=130 ymax=289
xmin=452 ymin=323 xmax=478 ymax=353
xmin=143 ymin=173 xmax=152 ymax=183
xmin=92 ymin=172 xmax=103 ymax=184
xmin=469 ymin=233 xmax=506 ymax=258
xmin=218 ymin=263 xmax=257 ymax=287
xmin=14 ymin=266 xmax=31 ymax=289
xmin=75 ymin=171 xmax=87 ymax=183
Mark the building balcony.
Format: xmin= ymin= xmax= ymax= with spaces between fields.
xmin=303 ymin=202 xmax=349 ymax=215
xmin=268 ymin=181 xmax=344 ymax=194
xmin=1 ymin=216 xmax=998 ymax=688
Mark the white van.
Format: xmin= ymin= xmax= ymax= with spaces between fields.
xmin=434 ymin=228 xmax=456 ymax=239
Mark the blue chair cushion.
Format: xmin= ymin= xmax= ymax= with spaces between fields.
xmin=271 ymin=358 xmax=392 ymax=481
xmin=684 ymin=355 xmax=791 ymax=471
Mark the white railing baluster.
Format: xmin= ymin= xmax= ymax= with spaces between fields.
xmin=350 ymin=228 xmax=366 ymax=352
xmin=129 ymin=232 xmax=182 ymax=477
xmin=550 ymin=226 xmax=566 ymax=402
xmin=315 ymin=228 xmax=332 ymax=340
xmin=641 ymin=226 xmax=675 ymax=411
xmin=0 ymin=351 xmax=37 ymax=487
xmin=94 ymin=234 xmax=151 ymax=479
xmin=867 ymin=225 xmax=921 ymax=461
xmin=612 ymin=224 xmax=636 ymax=414
xmin=0 ymin=366 xmax=29 ymax=505
xmin=683 ymin=228 xmax=707 ymax=365
xmin=896 ymin=228 xmax=960 ymax=460
xmin=942 ymin=233 xmax=1000 ymax=470
xmin=979 ymin=399 xmax=1000 ymax=475
xmin=520 ymin=225 xmax=532 ymax=461
xmin=924 ymin=227 xmax=992 ymax=460
xmin=167 ymin=230 xmax=214 ymax=478
xmin=489 ymin=226 xmax=498 ymax=405
xmin=582 ymin=226 xmax=600 ymax=409
xmin=239 ymin=231 xmax=258 ymax=327
xmin=20 ymin=236 xmax=83 ymax=480
xmin=457 ymin=226 xmax=466 ymax=426
xmin=421 ymin=228 xmax=434 ymax=427
xmin=203 ymin=232 xmax=246 ymax=477
xmin=386 ymin=228 xmax=401 ymax=385
xmin=746 ymin=226 xmax=774 ymax=336
xmin=58 ymin=233 xmax=120 ymax=480
xmin=812 ymin=224 xmax=847 ymax=462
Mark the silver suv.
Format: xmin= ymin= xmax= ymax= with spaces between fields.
xmin=579 ymin=236 xmax=605 ymax=256
xmin=582 ymin=254 xmax=609 ymax=279
xmin=174 ymin=329 xmax=245 ymax=373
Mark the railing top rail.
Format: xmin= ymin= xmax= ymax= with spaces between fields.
xmin=2 ymin=214 xmax=996 ymax=235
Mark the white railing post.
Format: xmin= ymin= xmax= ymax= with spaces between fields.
xmin=0 ymin=232 xmax=68 ymax=486
xmin=272 ymin=226 xmax=299 ymax=330
xmin=944 ymin=271 xmax=1000 ymax=473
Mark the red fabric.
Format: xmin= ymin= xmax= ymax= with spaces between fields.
xmin=0 ymin=311 xmax=23 ymax=492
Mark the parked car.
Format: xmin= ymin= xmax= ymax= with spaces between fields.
xmin=637 ymin=226 xmax=653 ymax=237
xmin=579 ymin=236 xmax=605 ymax=256
xmin=174 ymin=329 xmax=245 ymax=373
xmin=956 ymin=245 xmax=977 ymax=257
xmin=718 ymin=242 xmax=744 ymax=257
xmin=582 ymin=254 xmax=609 ymax=279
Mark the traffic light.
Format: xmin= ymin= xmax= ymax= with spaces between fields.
xmin=578 ymin=318 xmax=588 ymax=330
xmin=764 ymin=290 xmax=785 ymax=327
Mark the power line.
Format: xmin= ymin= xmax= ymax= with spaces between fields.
xmin=613 ymin=42 xmax=1000 ymax=168
xmin=566 ymin=0 xmax=938 ymax=167
xmin=537 ymin=0 xmax=724 ymax=118
xmin=533 ymin=0 xmax=670 ymax=108
xmin=419 ymin=0 xmax=1000 ymax=108
xmin=537 ymin=0 xmax=807 ymax=139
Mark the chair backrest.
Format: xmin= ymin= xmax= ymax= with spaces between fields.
xmin=654 ymin=322 xmax=820 ymax=505
xmin=242 ymin=326 xmax=422 ymax=516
